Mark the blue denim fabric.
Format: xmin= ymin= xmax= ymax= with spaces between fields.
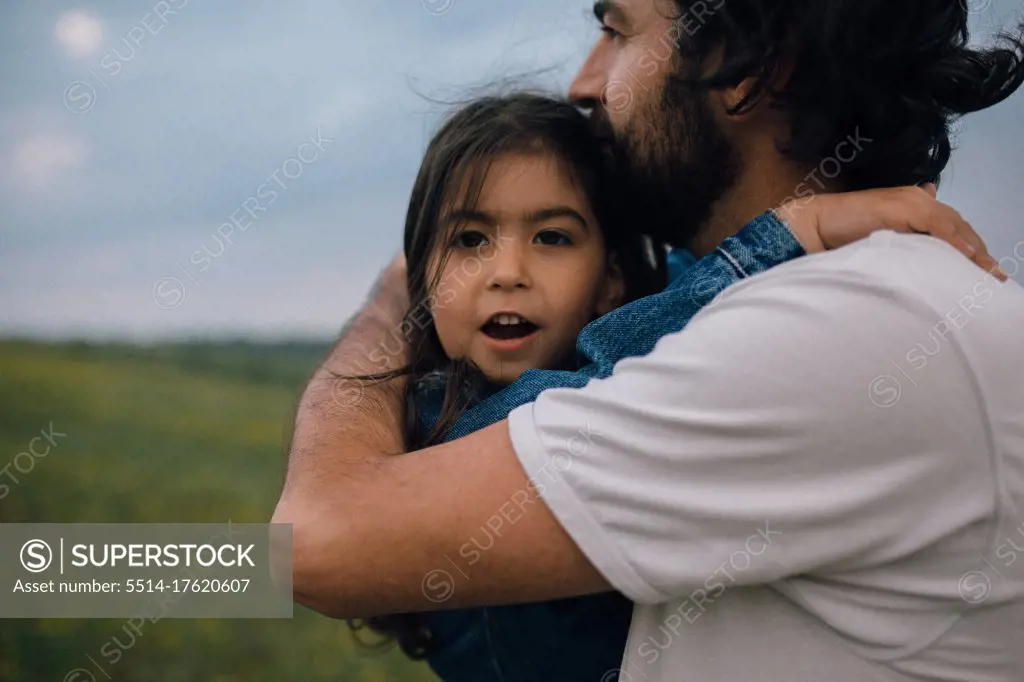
xmin=666 ymin=246 xmax=697 ymax=283
xmin=419 ymin=211 xmax=804 ymax=682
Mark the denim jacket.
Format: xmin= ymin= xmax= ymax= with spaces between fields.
xmin=415 ymin=211 xmax=805 ymax=682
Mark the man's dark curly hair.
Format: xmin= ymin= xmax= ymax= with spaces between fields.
xmin=667 ymin=0 xmax=1024 ymax=188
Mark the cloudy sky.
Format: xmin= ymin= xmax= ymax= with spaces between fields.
xmin=1 ymin=0 xmax=1022 ymax=341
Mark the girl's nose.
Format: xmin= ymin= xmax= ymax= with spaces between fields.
xmin=486 ymin=246 xmax=531 ymax=290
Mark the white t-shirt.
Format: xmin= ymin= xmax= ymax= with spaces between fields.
xmin=507 ymin=232 xmax=1024 ymax=682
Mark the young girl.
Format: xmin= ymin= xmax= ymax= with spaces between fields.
xmin=345 ymin=93 xmax=990 ymax=682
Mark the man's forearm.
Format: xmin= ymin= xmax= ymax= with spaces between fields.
xmin=290 ymin=316 xmax=405 ymax=474
xmin=271 ymin=259 xmax=417 ymax=615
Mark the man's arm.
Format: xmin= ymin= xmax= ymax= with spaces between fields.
xmin=274 ymin=205 xmax=808 ymax=615
xmin=274 ymin=236 xmax=1001 ymax=620
xmin=272 ymin=256 xmax=610 ymax=619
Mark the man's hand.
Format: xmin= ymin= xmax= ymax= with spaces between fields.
xmin=777 ymin=184 xmax=1008 ymax=280
xmin=367 ymin=252 xmax=409 ymax=331
xmin=313 ymin=252 xmax=408 ymax=382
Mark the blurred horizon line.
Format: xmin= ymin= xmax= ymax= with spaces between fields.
xmin=0 ymin=330 xmax=337 ymax=345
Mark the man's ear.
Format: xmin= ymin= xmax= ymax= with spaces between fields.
xmin=718 ymin=53 xmax=796 ymax=118
xmin=719 ymin=76 xmax=760 ymax=118
xmin=595 ymin=254 xmax=626 ymax=317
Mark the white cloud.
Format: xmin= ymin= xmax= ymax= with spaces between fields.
xmin=54 ymin=10 xmax=103 ymax=59
xmin=9 ymin=132 xmax=89 ymax=191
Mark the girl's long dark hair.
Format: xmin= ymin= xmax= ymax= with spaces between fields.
xmin=342 ymin=93 xmax=666 ymax=660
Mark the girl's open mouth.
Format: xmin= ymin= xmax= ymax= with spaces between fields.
xmin=481 ymin=314 xmax=539 ymax=340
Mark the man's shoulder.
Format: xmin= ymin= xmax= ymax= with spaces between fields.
xmin=722 ymin=231 xmax=1024 ymax=320
xmin=652 ymin=231 xmax=1024 ymax=415
xmin=753 ymin=230 xmax=978 ymax=281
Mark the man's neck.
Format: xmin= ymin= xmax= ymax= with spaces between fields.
xmin=687 ymin=154 xmax=830 ymax=259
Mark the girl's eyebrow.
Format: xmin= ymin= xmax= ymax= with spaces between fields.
xmin=444 ymin=207 xmax=589 ymax=232
xmin=444 ymin=209 xmax=495 ymax=226
xmin=526 ymin=207 xmax=590 ymax=232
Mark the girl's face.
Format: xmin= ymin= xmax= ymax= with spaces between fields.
xmin=427 ymin=152 xmax=624 ymax=384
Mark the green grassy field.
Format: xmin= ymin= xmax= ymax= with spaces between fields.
xmin=0 ymin=339 xmax=440 ymax=682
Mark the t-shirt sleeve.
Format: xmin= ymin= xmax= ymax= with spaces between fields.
xmin=506 ymin=260 xmax=994 ymax=604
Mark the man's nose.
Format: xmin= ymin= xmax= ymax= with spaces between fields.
xmin=568 ymin=44 xmax=605 ymax=110
xmin=486 ymin=244 xmax=532 ymax=290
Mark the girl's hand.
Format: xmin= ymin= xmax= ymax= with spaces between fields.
xmin=777 ymin=184 xmax=1007 ymax=280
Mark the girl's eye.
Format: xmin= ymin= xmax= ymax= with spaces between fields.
xmin=452 ymin=231 xmax=489 ymax=249
xmin=534 ymin=230 xmax=572 ymax=246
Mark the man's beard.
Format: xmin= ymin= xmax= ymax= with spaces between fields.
xmin=600 ymin=74 xmax=741 ymax=250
